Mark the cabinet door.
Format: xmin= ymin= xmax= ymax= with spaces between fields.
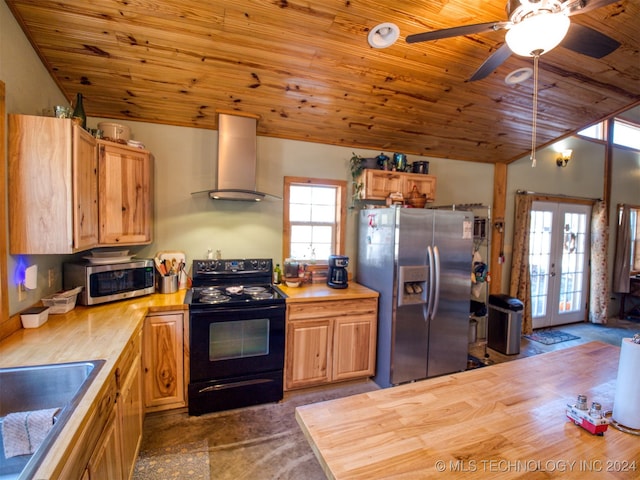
xmin=285 ymin=319 xmax=332 ymax=390
xmin=98 ymin=142 xmax=152 ymax=245
xmin=333 ymin=315 xmax=377 ymax=381
xmin=143 ymin=313 xmax=185 ymax=411
xmin=118 ymin=354 xmax=143 ymax=480
xmin=363 ymin=170 xmax=403 ymax=199
xmin=73 ymin=126 xmax=99 ymax=249
xmin=86 ymin=403 xmax=122 ymax=480
xmin=402 ymin=174 xmax=436 ymax=202
xmin=8 ymin=115 xmax=98 ymax=253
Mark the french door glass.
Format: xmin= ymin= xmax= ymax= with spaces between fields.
xmin=529 ymin=202 xmax=591 ymax=329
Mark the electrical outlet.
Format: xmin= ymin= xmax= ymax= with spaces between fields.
xmin=18 ymin=283 xmax=27 ymax=301
xmin=48 ymin=268 xmax=55 ymax=288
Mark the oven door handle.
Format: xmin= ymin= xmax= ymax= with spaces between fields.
xmin=199 ymin=378 xmax=273 ymax=393
xmin=191 ymin=304 xmax=284 ymax=316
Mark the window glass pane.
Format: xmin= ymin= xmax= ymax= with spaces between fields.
xmin=291 ymin=225 xmax=312 ymax=243
xmin=613 ymin=119 xmax=640 ymax=150
xmin=313 ymin=226 xmax=333 ymax=244
xmin=290 ymin=185 xmax=312 ymax=203
xmin=311 ymin=187 xmax=336 ymax=205
xmin=290 ymin=203 xmax=311 ymax=222
xmin=578 ymin=123 xmax=604 ymax=140
xmin=311 ymin=205 xmax=335 ymax=222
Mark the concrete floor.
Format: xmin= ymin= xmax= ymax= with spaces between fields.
xmin=469 ymin=317 xmax=639 ymax=366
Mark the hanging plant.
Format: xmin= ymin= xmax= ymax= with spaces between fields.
xmin=349 ymin=152 xmax=365 ymax=207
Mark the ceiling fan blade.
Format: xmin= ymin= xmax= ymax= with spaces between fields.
xmin=468 ymin=43 xmax=513 ymax=82
xmin=566 ymin=0 xmax=619 ymax=16
xmin=561 ymin=23 xmax=621 ymax=58
xmin=406 ymin=22 xmax=508 ymax=44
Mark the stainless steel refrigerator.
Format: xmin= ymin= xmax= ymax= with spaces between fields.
xmin=357 ymin=207 xmax=473 ymax=388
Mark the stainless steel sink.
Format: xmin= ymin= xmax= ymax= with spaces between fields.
xmin=0 ymin=360 xmax=105 ymax=480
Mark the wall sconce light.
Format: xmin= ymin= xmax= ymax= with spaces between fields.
xmin=556 ymin=149 xmax=572 ymax=167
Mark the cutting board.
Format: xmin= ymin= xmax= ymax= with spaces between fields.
xmin=155 ymin=250 xmax=187 ymax=289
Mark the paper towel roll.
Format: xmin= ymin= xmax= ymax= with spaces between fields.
xmin=612 ymin=338 xmax=640 ymax=430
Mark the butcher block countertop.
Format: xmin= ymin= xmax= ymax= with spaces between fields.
xmin=278 ymin=282 xmax=379 ymax=302
xmin=0 ymin=291 xmax=186 ymax=479
xmin=296 ymin=342 xmax=639 ymax=479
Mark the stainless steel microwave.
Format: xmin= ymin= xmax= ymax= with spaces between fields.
xmin=63 ymin=259 xmax=155 ymax=305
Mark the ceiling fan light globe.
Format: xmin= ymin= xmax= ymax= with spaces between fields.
xmin=505 ymin=12 xmax=570 ymax=57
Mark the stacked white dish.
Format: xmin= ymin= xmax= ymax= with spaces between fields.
xmin=83 ymin=249 xmax=134 ymax=264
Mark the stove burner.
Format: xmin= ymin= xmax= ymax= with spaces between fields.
xmin=199 ymin=294 xmax=231 ymax=304
xmin=245 ymin=286 xmax=267 ymax=294
xmin=251 ymin=292 xmax=274 ymax=300
xmin=201 ymin=287 xmax=221 ymax=294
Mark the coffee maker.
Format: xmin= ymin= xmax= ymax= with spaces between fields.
xmin=327 ymin=255 xmax=349 ymax=289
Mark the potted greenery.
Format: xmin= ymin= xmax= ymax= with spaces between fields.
xmin=349 ymin=152 xmax=365 ymax=207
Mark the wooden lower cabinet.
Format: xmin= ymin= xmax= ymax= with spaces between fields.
xmin=86 ymin=403 xmax=122 ymax=480
xmin=285 ymin=297 xmax=377 ymax=391
xmin=333 ymin=316 xmax=377 ymax=381
xmin=142 ymin=312 xmax=186 ymax=412
xmin=59 ymin=330 xmax=143 ymax=480
xmin=118 ymin=352 xmax=143 ymax=480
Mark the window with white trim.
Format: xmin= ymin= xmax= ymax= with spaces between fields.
xmin=283 ymin=177 xmax=346 ymax=263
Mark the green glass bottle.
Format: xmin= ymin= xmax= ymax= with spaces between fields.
xmin=72 ymin=93 xmax=86 ymax=129
xmin=273 ymin=263 xmax=282 ymax=285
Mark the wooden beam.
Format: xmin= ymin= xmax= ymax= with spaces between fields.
xmin=490 ymin=162 xmax=507 ymax=294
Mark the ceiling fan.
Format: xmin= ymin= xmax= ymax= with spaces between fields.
xmin=406 ymin=0 xmax=621 ymax=82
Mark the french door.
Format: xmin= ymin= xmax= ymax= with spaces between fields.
xmin=529 ymin=202 xmax=591 ymax=329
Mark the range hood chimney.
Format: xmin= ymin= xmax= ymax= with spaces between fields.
xmin=199 ymin=113 xmax=278 ymax=201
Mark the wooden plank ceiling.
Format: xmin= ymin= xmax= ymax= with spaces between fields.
xmin=6 ymin=0 xmax=640 ymax=163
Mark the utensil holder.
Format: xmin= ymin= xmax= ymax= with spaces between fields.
xmin=157 ymin=274 xmax=178 ymax=294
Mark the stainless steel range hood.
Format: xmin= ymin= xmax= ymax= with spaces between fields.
xmin=195 ymin=113 xmax=279 ymax=201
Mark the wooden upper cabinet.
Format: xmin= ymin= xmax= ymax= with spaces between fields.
xmin=8 ymin=114 xmax=98 ymax=254
xmin=98 ymin=141 xmax=152 ymax=245
xmin=402 ymin=173 xmax=436 ymax=202
xmin=362 ymin=170 xmax=403 ymax=199
xmin=359 ymin=169 xmax=436 ymax=202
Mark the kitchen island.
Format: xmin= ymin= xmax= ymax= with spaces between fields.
xmin=296 ymin=342 xmax=639 ymax=479
xmin=0 ymin=291 xmax=186 ymax=480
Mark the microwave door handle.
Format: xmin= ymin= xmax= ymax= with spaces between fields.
xmin=426 ymin=245 xmax=435 ymax=321
xmin=431 ymin=246 xmax=441 ymax=320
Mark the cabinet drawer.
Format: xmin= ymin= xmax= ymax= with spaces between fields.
xmin=288 ymin=298 xmax=377 ymax=321
xmin=116 ymin=329 xmax=142 ymax=390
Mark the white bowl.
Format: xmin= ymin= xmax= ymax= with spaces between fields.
xmin=286 ymin=281 xmax=301 ymax=288
xmin=98 ymin=122 xmax=131 ymax=141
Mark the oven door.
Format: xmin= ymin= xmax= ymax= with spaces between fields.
xmin=189 ymin=304 xmax=285 ymax=382
xmin=189 ymin=303 xmax=285 ymax=415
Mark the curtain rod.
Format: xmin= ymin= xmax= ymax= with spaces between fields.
xmin=516 ymin=190 xmax=602 ymax=202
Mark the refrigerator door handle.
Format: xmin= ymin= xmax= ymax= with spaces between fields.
xmin=426 ymin=245 xmax=435 ymax=320
xmin=431 ymin=245 xmax=441 ymax=320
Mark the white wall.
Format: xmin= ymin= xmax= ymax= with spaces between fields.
xmin=1 ymin=1 xmax=70 ymax=314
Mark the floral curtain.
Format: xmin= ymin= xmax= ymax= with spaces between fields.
xmin=589 ymin=200 xmax=609 ymax=324
xmin=509 ymin=193 xmax=533 ymax=335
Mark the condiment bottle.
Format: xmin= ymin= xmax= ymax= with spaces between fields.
xmin=273 ymin=264 xmax=282 ymax=284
